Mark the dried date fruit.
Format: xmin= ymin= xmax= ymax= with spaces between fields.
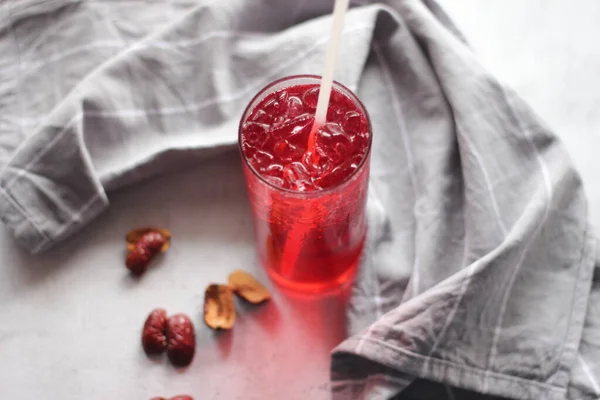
xmin=227 ymin=270 xmax=271 ymax=304
xmin=126 ymin=227 xmax=171 ymax=252
xmin=126 ymin=231 xmax=164 ymax=275
xmin=166 ymin=313 xmax=196 ymax=367
xmin=204 ymin=284 xmax=236 ymax=330
xmin=142 ymin=308 xmax=168 ymax=355
xmin=125 ymin=228 xmax=170 ymax=275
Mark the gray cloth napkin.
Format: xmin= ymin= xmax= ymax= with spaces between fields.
xmin=1 ymin=0 xmax=598 ymax=399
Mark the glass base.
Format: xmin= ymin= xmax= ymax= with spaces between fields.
xmin=264 ymin=248 xmax=362 ymax=297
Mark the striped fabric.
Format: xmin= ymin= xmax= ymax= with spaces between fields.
xmin=0 ymin=1 xmax=598 ymax=399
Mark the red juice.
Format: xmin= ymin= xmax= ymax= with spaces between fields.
xmin=238 ymin=75 xmax=371 ymax=294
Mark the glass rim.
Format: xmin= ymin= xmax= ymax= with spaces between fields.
xmin=237 ymin=74 xmax=373 ymax=196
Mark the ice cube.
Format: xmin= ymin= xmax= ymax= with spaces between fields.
xmin=302 ymin=151 xmax=332 ymax=176
xmin=302 ymin=87 xmax=319 ymax=110
xmin=283 ymin=162 xmax=314 ymax=191
xmin=290 ymin=180 xmax=316 ymax=191
xmin=289 ymin=113 xmax=313 ymax=134
xmin=327 ymin=105 xmax=345 ymax=123
xmin=272 ymin=113 xmax=313 ymax=146
xmin=329 ymin=124 xmax=352 ymax=150
xmin=286 ymin=96 xmax=304 ymax=118
xmin=286 ymin=113 xmax=312 ymax=129
xmin=330 ymin=88 xmax=345 ymax=104
xmin=288 ymin=114 xmax=314 ymax=143
xmin=314 ymin=140 xmax=331 ymax=160
xmin=324 ymin=122 xmax=344 ymax=136
xmin=313 ymin=165 xmax=352 ymax=189
xmin=252 ymin=149 xmax=274 ymax=170
xmin=348 ymin=154 xmax=363 ymax=170
xmin=264 ymin=175 xmax=285 ymax=188
xmin=313 ymin=130 xmax=335 ymax=161
xmin=314 ymin=125 xmax=334 ymax=148
xmin=263 ymin=99 xmax=280 ymax=113
xmin=264 ymin=90 xmax=289 ymax=115
xmin=334 ymin=142 xmax=350 ymax=159
xmin=242 ymin=122 xmax=269 ymax=147
xmin=351 ymin=131 xmax=369 ymax=152
xmin=272 ymin=115 xmax=286 ymax=128
xmin=277 ymin=90 xmax=289 ymax=102
xmin=241 ymin=142 xmax=257 ymax=159
xmin=342 ymin=111 xmax=367 ymax=136
xmin=263 ymin=163 xmax=284 ymax=177
xmin=313 ymin=122 xmax=351 ymax=166
xmin=273 ymin=140 xmax=302 ymax=162
xmin=251 ymin=109 xmax=272 ymax=124
xmin=283 ymin=161 xmax=310 ymax=181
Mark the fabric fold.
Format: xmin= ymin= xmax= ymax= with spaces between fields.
xmin=0 ymin=0 xmax=598 ymax=399
xmin=0 ymin=2 xmax=376 ymax=253
xmin=330 ymin=1 xmax=598 ymax=399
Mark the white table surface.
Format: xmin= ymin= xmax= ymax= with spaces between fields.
xmin=1 ymin=1 xmax=599 ymax=398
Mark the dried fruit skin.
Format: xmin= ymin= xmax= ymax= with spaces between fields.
xmin=227 ymin=270 xmax=272 ymax=304
xmin=170 ymin=396 xmax=194 ymax=400
xmin=126 ymin=231 xmax=166 ymax=275
xmin=126 ymin=227 xmax=172 ymax=252
xmin=150 ymin=397 xmax=167 ymax=400
xmin=204 ymin=284 xmax=236 ymax=330
xmin=142 ymin=308 xmax=168 ymax=355
xmin=166 ymin=314 xmax=195 ymax=367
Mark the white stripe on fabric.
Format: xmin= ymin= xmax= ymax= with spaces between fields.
xmin=2 ymin=113 xmax=84 ymax=191
xmin=13 ymin=30 xmax=260 ymax=76
xmin=331 ymin=374 xmax=410 ymax=398
xmin=373 ymin=43 xmax=420 ymax=295
xmin=420 ymin=223 xmax=470 ymax=374
xmin=363 ymin=336 xmax=564 ymax=393
xmin=578 ymin=354 xmax=600 ymax=396
xmin=457 ymin=121 xmax=508 ymax=236
xmin=76 ymin=25 xmax=373 ymax=119
xmin=369 ymin=183 xmax=387 ymax=321
xmin=483 ymin=86 xmax=553 ymax=391
xmin=30 ymin=191 xmax=105 ymax=254
xmin=0 ymin=0 xmax=222 ymax=70
xmin=6 ymin=41 xmax=124 ymax=72
xmin=355 ymin=45 xmax=420 ymax=355
xmin=3 ymin=25 xmax=372 ymax=186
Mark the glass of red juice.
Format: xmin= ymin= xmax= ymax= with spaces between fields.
xmin=238 ymin=75 xmax=372 ymax=294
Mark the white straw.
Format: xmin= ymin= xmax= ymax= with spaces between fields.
xmin=313 ymin=0 xmax=350 ymax=127
xmin=282 ymin=0 xmax=351 ymax=276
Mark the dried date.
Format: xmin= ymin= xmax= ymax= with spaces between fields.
xmin=125 ymin=228 xmax=171 ymax=275
xmin=166 ymin=313 xmax=196 ymax=367
xmin=142 ymin=308 xmax=168 ymax=355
